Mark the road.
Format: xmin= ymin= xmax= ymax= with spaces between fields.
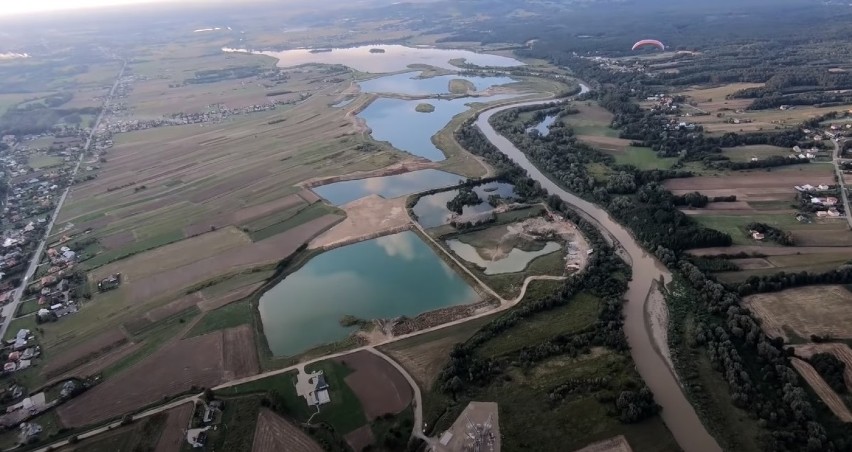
xmin=830 ymin=138 xmax=852 ymax=229
xmin=0 ymin=61 xmax=126 ymax=341
xmin=475 ymin=90 xmax=722 ymax=452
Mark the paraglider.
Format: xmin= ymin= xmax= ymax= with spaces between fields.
xmin=631 ymin=39 xmax=665 ymax=51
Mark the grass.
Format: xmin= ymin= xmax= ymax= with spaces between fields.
xmin=4 ymin=315 xmax=38 ymax=341
xmin=247 ymin=203 xmax=339 ymax=242
xmin=721 ymin=144 xmax=792 ymax=162
xmin=477 ymin=291 xmax=600 ymax=357
xmin=16 ymin=298 xmax=40 ymax=317
xmin=200 ymin=269 xmax=274 ymax=299
xmin=692 ymin=214 xmax=799 ymax=245
xmin=186 ymin=301 xmax=253 ymax=338
xmin=82 ymin=230 xmax=185 ymax=269
xmin=586 ymin=162 xmax=613 ymax=183
xmin=613 ymin=146 xmax=677 ymax=170
xmin=304 ymin=360 xmax=368 ymax=435
xmin=415 ymin=103 xmax=435 ymax=113
xmin=448 ymin=79 xmax=475 ymax=94
xmin=481 ymin=251 xmax=566 ymax=298
xmin=206 ymin=395 xmax=262 ymax=452
xmin=28 ymin=154 xmax=64 ymax=169
xmin=68 ymin=413 xmax=167 ymax=452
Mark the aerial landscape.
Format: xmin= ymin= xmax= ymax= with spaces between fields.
xmin=0 ymin=0 xmax=852 ymax=450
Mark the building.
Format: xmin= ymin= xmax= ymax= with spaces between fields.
xmin=750 ymin=231 xmax=765 ymax=241
xmin=314 ymin=374 xmax=331 ymax=405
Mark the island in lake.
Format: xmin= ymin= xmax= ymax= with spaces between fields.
xmin=415 ymin=103 xmax=435 ymax=113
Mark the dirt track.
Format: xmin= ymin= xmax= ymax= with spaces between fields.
xmin=335 ymin=350 xmax=413 ymax=420
xmin=791 ymin=358 xmax=852 ymax=422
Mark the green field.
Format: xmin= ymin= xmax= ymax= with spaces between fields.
xmin=613 ymin=147 xmax=677 ymax=170
xmin=721 ymin=144 xmax=792 ymax=162
xmin=186 ymin=301 xmax=253 ymax=338
xmin=303 ymin=360 xmax=368 ymax=434
xmin=692 ymin=214 xmax=799 ymax=245
xmin=477 ymin=291 xmax=600 ymax=357
xmin=28 ymin=154 xmax=64 ymax=169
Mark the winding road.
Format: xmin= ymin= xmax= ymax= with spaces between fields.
xmin=474 ymin=88 xmax=721 ymax=452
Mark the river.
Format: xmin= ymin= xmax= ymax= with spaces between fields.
xmin=474 ymin=86 xmax=722 ymax=452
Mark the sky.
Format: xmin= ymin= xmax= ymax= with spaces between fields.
xmin=0 ymin=0 xmax=177 ymax=16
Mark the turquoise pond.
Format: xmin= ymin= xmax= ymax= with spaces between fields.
xmin=258 ymin=231 xmax=479 ymax=357
xmin=311 ymin=169 xmax=464 ymax=206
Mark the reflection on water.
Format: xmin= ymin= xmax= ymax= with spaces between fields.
xmin=312 ymin=169 xmax=464 ymax=206
xmin=258 ymin=231 xmax=479 ymax=356
xmin=446 ymin=240 xmax=562 ymax=275
xmin=359 ymin=72 xmax=515 ymax=96
xmin=527 ymin=115 xmax=557 ymax=137
xmin=223 ymin=44 xmax=523 ymax=72
xmin=358 ymin=95 xmax=517 ymax=161
xmin=412 ymin=182 xmax=517 ymax=228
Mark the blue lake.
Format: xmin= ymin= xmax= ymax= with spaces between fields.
xmin=312 ymin=169 xmax=465 ymax=205
xmin=527 ymin=115 xmax=557 ymax=137
xmin=258 ymin=231 xmax=479 ymax=356
xmin=412 ymin=182 xmax=517 ymax=228
xmin=359 ymin=73 xmax=515 ymax=96
xmin=358 ymin=94 xmax=517 ymax=161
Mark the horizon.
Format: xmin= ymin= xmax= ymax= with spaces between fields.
xmin=0 ymin=0 xmax=189 ymax=16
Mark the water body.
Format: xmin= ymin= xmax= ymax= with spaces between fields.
xmin=526 ymin=115 xmax=557 ymax=137
xmin=258 ymin=231 xmax=479 ymax=357
xmin=331 ymin=97 xmax=355 ymax=108
xmin=358 ymin=95 xmax=516 ymax=161
xmin=223 ymin=44 xmax=524 ymax=73
xmin=447 ymin=239 xmax=562 ymax=275
xmin=475 ymin=87 xmax=721 ymax=452
xmin=412 ymin=181 xmax=516 ymax=228
xmin=312 ymin=169 xmax=464 ymax=206
xmin=359 ymin=72 xmax=515 ymax=96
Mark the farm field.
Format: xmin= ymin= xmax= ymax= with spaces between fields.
xmin=715 ymin=253 xmax=852 ymax=283
xmin=720 ymin=144 xmax=793 ymax=162
xmin=332 ymin=351 xmax=413 ymax=421
xmin=378 ymin=313 xmax=498 ymax=389
xmin=56 ymin=325 xmax=259 ymax=427
xmin=793 ymin=343 xmax=852 ymax=390
xmin=743 ymin=285 xmax=852 ymax=341
xmin=57 ymin=413 xmax=167 ymax=452
xmin=251 ymin=408 xmax=323 ymax=452
xmin=790 ymin=358 xmax=852 ymax=422
xmin=154 ymin=403 xmax=194 ymax=452
xmin=691 ymin=214 xmax=852 ymax=247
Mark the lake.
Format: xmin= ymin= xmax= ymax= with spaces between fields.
xmin=359 ymin=72 xmax=516 ymax=96
xmin=446 ymin=240 xmax=562 ymax=275
xmin=311 ymin=169 xmax=464 ymax=205
xmin=358 ymin=95 xmax=517 ymax=161
xmin=223 ymin=44 xmax=524 ymax=73
xmin=412 ymin=182 xmax=517 ymax=228
xmin=527 ymin=115 xmax=557 ymax=137
xmin=258 ymin=231 xmax=479 ymax=356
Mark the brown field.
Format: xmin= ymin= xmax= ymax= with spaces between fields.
xmin=57 ymin=325 xmax=256 ymax=427
xmin=251 ymin=408 xmax=323 ymax=452
xmin=155 ymin=402 xmax=194 ymax=452
xmin=334 ymin=351 xmax=413 ymax=420
xmin=744 ymin=285 xmax=852 ymax=341
xmin=689 ymin=245 xmax=852 ymax=257
xmin=222 ymin=324 xmax=260 ymax=380
xmin=41 ymin=328 xmax=128 ymax=380
xmin=793 ymin=343 xmax=852 ymax=390
xmin=344 ymin=425 xmax=375 ymax=452
xmin=127 ymin=214 xmax=341 ymax=303
xmin=146 ymin=293 xmax=203 ymax=323
xmin=52 ymin=342 xmax=143 ymax=382
xmin=790 ymin=358 xmax=852 ymax=423
xmin=100 ymin=231 xmax=136 ymax=250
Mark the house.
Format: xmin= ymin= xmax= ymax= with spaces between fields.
xmin=825 ymin=197 xmax=838 ymax=206
xmin=18 ymin=422 xmax=41 ymax=443
xmin=818 ymin=184 xmax=830 ymax=190
xmin=314 ymin=374 xmax=331 ymax=405
xmin=186 ymin=427 xmax=210 ymax=448
xmin=750 ymin=231 xmax=765 ymax=241
xmin=750 ymin=156 xmax=759 ymax=162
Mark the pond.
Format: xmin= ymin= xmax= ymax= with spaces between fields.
xmin=412 ymin=181 xmax=517 ymax=228
xmin=311 ymin=169 xmax=464 ymax=206
xmin=258 ymin=231 xmax=479 ymax=356
xmin=358 ymin=94 xmax=517 ymax=161
xmin=223 ymin=44 xmax=524 ymax=73
xmin=527 ymin=115 xmax=557 ymax=137
xmin=446 ymin=239 xmax=563 ymax=275
xmin=359 ymin=72 xmax=515 ymax=96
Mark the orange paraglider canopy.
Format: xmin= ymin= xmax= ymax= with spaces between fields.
xmin=631 ymin=39 xmax=665 ymax=51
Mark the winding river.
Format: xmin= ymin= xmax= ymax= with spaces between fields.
xmin=475 ymin=86 xmax=722 ymax=452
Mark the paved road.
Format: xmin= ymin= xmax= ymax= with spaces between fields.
xmin=831 ymin=138 xmax=852 ymax=229
xmin=0 ymin=61 xmax=127 ymax=341
xmin=474 ymin=89 xmax=722 ymax=452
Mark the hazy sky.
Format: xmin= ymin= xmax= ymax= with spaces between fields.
xmin=0 ymin=0 xmax=176 ymax=16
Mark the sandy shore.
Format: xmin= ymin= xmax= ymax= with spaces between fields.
xmin=308 ymin=195 xmax=411 ymax=250
xmin=645 ymin=281 xmax=674 ymax=375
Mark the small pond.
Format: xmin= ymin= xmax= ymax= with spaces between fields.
xmin=412 ymin=181 xmax=517 ymax=228
xmin=311 ymin=169 xmax=464 ymax=206
xmin=358 ymin=94 xmax=517 ymax=161
xmin=526 ymin=115 xmax=557 ymax=137
xmin=224 ymin=44 xmax=524 ymax=72
xmin=258 ymin=231 xmax=479 ymax=356
xmin=359 ymin=72 xmax=515 ymax=96
xmin=446 ymin=240 xmax=562 ymax=275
